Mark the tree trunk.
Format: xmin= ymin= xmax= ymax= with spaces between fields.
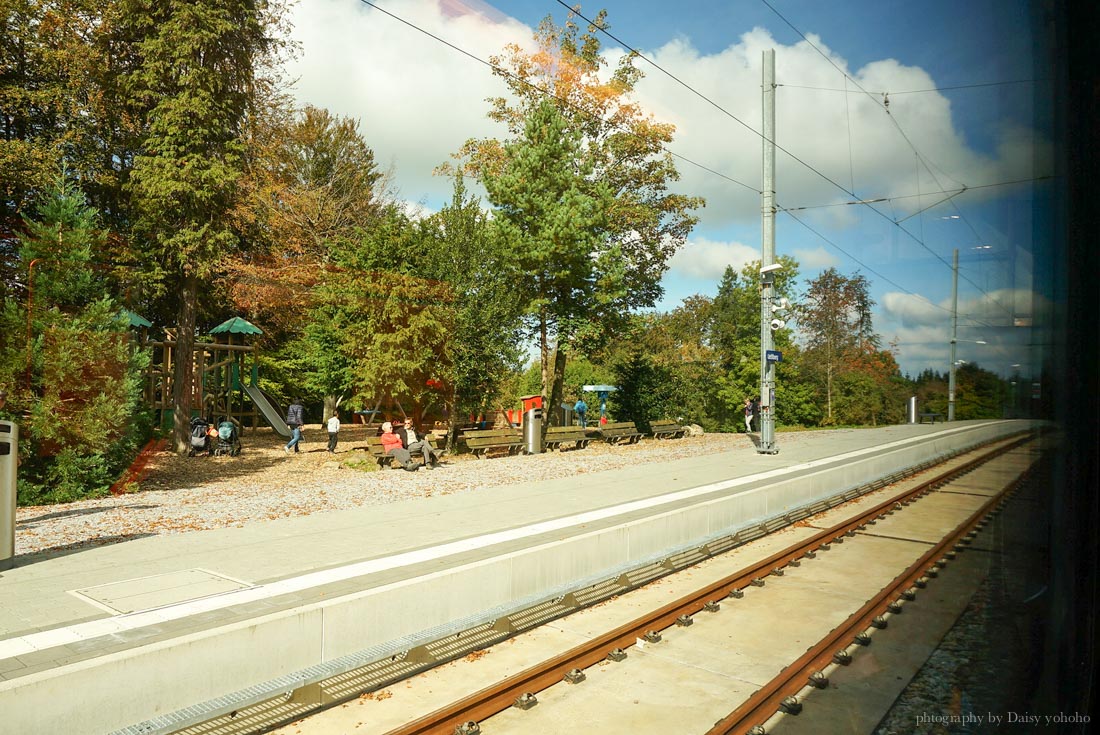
xmin=322 ymin=394 xmax=343 ymax=423
xmin=539 ymin=311 xmax=550 ymax=406
xmin=172 ymin=273 xmax=198 ymax=455
xmin=445 ymin=397 xmax=460 ymax=452
xmin=547 ymin=345 xmax=567 ymax=431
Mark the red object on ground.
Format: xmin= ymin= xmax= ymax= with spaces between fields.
xmin=109 ymin=437 xmax=168 ymax=495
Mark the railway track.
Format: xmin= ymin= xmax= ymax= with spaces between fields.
xmin=261 ymin=432 xmax=1044 ymax=735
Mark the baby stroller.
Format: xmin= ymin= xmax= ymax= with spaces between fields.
xmin=213 ymin=417 xmax=242 ymax=457
xmin=189 ymin=416 xmax=213 ymax=457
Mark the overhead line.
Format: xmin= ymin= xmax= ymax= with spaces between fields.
xmin=560 ymin=1 xmax=1009 ymax=293
xmin=780 ymin=207 xmax=1004 ymax=331
xmin=356 ymin=0 xmax=760 ymax=194
xmin=757 ymin=0 xmax=1020 ymax=322
xmin=778 ymin=79 xmax=1042 ymax=95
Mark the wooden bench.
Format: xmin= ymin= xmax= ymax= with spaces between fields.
xmin=462 ymin=428 xmax=523 ymax=458
xmin=650 ymin=420 xmax=687 ymax=439
xmin=364 ymin=435 xmax=436 ymax=469
xmin=597 ymin=421 xmax=642 ymax=444
xmin=918 ymin=412 xmax=944 ymax=424
xmin=545 ymin=425 xmax=590 ymax=451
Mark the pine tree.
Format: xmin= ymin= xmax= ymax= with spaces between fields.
xmin=122 ymin=0 xmax=270 ymax=453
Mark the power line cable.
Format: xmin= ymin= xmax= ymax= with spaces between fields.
xmin=356 ymin=0 xmax=760 ymax=194
xmin=780 ymin=206 xmax=1004 ymax=330
xmin=757 ymin=0 xmax=1023 ymax=321
xmin=778 ymin=79 xmax=1042 ymax=95
xmin=780 ymin=175 xmax=1051 ymax=212
xmin=560 ymin=0 xmax=1016 ymax=309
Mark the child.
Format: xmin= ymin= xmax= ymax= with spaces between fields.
xmin=327 ymin=411 xmax=340 ymax=453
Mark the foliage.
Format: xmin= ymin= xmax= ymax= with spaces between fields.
xmin=456 ymin=9 xmax=702 ymax=422
xmin=228 ymin=103 xmax=384 ymax=341
xmin=797 ymin=268 xmax=877 ymax=424
xmin=5 ymin=179 xmax=151 ymax=504
xmin=122 ymin=0 xmax=274 ymax=453
xmin=422 ymin=175 xmax=525 ymax=440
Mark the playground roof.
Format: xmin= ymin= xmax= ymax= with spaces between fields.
xmin=123 ymin=309 xmax=153 ymax=328
xmin=210 ymin=317 xmax=263 ymax=336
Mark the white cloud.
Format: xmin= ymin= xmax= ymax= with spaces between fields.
xmin=668 ymin=237 xmax=758 ymax=279
xmin=285 ymin=0 xmax=528 ymax=204
xmin=881 ymin=291 xmax=945 ymax=328
xmin=791 ymin=246 xmax=839 ymax=270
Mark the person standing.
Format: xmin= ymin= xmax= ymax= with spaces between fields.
xmin=326 ymin=411 xmax=340 ymax=453
xmin=744 ymin=398 xmax=754 ymax=433
xmin=573 ymin=396 xmax=588 ymax=428
xmin=380 ymin=421 xmax=419 ymax=471
xmin=285 ymin=398 xmax=304 ymax=454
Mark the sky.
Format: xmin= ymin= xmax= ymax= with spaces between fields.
xmin=282 ymin=0 xmax=1056 ymax=378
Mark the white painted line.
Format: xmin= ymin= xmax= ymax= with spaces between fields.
xmin=0 ymin=423 xmax=995 ymax=661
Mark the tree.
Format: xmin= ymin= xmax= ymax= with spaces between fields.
xmin=228 ymin=103 xmax=384 ymax=338
xmin=457 ymin=9 xmax=702 ymax=422
xmin=122 ymin=0 xmax=272 ymax=453
xmin=797 ymin=268 xmax=876 ymax=424
xmin=321 ymin=206 xmax=456 ymax=424
xmin=709 ymin=259 xmax=801 ymax=429
xmin=422 ymin=175 xmax=525 ymax=447
xmin=4 ymin=177 xmax=149 ymax=504
xmin=482 ymin=98 xmax=615 ymax=426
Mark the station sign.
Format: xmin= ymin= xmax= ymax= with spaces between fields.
xmin=766 ymin=350 xmax=783 ymax=363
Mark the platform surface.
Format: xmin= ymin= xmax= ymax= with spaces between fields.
xmin=0 ymin=421 xmax=1026 ymax=734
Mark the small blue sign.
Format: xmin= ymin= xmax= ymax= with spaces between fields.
xmin=766 ymin=350 xmax=783 ymax=363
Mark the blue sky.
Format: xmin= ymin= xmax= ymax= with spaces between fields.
xmin=285 ymin=0 xmax=1053 ymax=377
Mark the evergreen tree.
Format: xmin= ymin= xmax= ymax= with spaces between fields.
xmin=5 ymin=177 xmax=149 ymax=504
xmin=122 ymin=0 xmax=271 ymax=453
xmin=482 ymin=99 xmax=615 ymax=426
xmin=458 ymin=9 xmax=702 ymax=421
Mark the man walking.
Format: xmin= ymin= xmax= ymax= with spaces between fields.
xmin=285 ymin=398 xmax=304 ymax=453
xmin=573 ymin=396 xmax=588 ymax=428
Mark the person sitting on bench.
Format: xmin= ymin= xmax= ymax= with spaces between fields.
xmin=396 ymin=418 xmax=442 ymax=469
xmin=380 ymin=422 xmax=420 ymax=472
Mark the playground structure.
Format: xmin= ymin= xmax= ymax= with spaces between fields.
xmin=141 ymin=316 xmax=289 ymax=437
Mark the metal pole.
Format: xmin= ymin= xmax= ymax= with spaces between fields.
xmin=948 ymin=248 xmax=958 ymax=421
xmin=758 ymin=49 xmax=778 ymax=454
xmin=1 ymin=419 xmax=17 ymax=571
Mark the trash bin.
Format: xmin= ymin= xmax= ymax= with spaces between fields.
xmin=1 ymin=420 xmax=17 ymax=571
xmin=906 ymin=396 xmax=918 ymax=424
xmin=521 ymin=395 xmax=543 ymax=454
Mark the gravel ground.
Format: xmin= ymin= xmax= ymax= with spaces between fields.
xmin=14 ymin=426 xmax=848 ymax=561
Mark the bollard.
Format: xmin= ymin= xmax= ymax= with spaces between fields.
xmin=0 ymin=420 xmax=17 ymax=571
xmin=906 ymin=396 xmax=918 ymax=424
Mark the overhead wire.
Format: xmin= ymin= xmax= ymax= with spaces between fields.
xmin=356 ymin=0 xmax=760 ymax=194
xmin=757 ymin=0 xmax=1026 ymax=321
xmin=356 ymin=0 xmax=1027 ymax=328
xmin=778 ymin=79 xmax=1042 ymax=95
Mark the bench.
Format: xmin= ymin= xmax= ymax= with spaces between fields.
xmin=364 ymin=435 xmax=436 ymax=469
xmin=597 ymin=421 xmax=642 ymax=445
xmin=918 ymin=412 xmax=944 ymax=424
xmin=650 ymin=420 xmax=687 ymax=439
xmin=462 ymin=428 xmax=524 ymax=458
xmin=545 ymin=425 xmax=590 ymax=451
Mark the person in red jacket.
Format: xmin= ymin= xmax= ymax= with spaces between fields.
xmin=380 ymin=422 xmax=419 ymax=472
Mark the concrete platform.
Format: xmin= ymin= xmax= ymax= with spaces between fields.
xmin=0 ymin=421 xmax=1033 ymax=734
